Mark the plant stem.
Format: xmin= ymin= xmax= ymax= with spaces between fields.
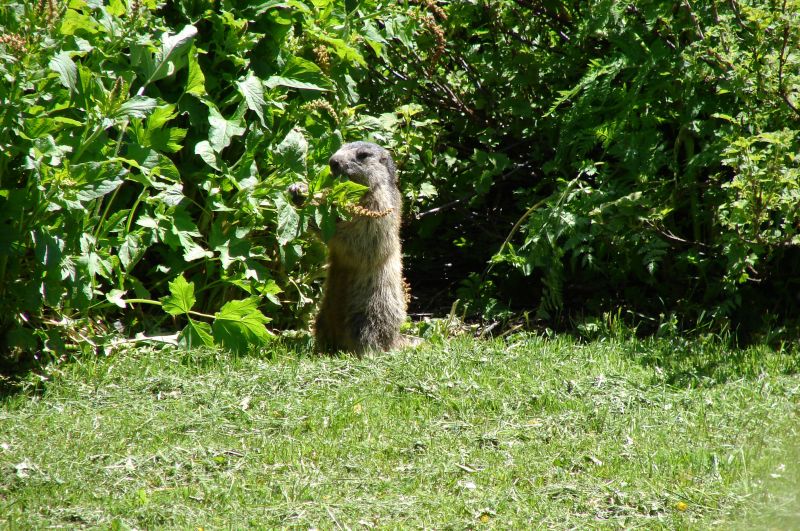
xmin=123 ymin=299 xmax=216 ymax=320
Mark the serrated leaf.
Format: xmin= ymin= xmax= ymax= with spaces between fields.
xmin=274 ymin=193 xmax=300 ymax=245
xmin=49 ymin=52 xmax=78 ymax=95
xmin=208 ymin=106 xmax=245 ymax=152
xmin=179 ymin=319 xmax=214 ymax=348
xmin=32 ymin=229 xmax=64 ymax=271
xmin=82 ymin=251 xmax=112 ymax=280
xmin=119 ymin=232 xmax=144 ymax=271
xmin=107 ymin=0 xmax=126 ymax=16
xmin=212 ymin=298 xmax=272 ymax=354
xmin=250 ymin=0 xmax=311 ymax=16
xmin=315 ymin=35 xmax=366 ymax=67
xmin=261 ymin=279 xmax=283 ymax=305
xmin=183 ymin=242 xmax=213 ymax=262
xmin=331 ymin=180 xmax=368 ymax=203
xmin=237 ymin=72 xmax=266 ymax=126
xmin=161 ymin=275 xmax=195 ymax=316
xmin=75 ymin=174 xmax=125 ymax=202
xmin=274 ymin=128 xmax=307 ymax=174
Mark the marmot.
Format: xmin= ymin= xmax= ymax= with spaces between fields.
xmin=313 ymin=141 xmax=407 ymax=354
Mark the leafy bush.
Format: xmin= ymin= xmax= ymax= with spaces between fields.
xmin=2 ymin=0 xmax=799 ymax=363
xmin=0 ymin=0 xmax=394 ymax=361
xmin=361 ymin=0 xmax=800 ymax=335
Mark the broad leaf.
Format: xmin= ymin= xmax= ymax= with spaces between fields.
xmin=149 ymin=25 xmax=198 ymax=83
xmin=274 ymin=128 xmax=307 ymax=174
xmin=59 ymin=9 xmax=100 ymax=35
xmin=265 ymin=56 xmax=332 ymax=92
xmin=185 ymin=44 xmax=206 ymax=97
xmin=207 ymin=106 xmax=246 ymax=152
xmin=119 ymin=232 xmax=144 ymax=271
xmin=161 ymin=275 xmax=195 ymax=316
xmin=106 ymin=289 xmax=127 ymax=308
xmin=179 ymin=319 xmax=214 ymax=348
xmin=274 ymin=193 xmax=300 ymax=245
xmin=237 ymin=72 xmax=267 ymax=126
xmin=114 ymin=96 xmax=158 ymax=120
xmin=195 ymin=140 xmax=221 ymax=170
xmin=212 ymin=298 xmax=272 ymax=354
xmin=49 ymin=52 xmax=78 ymax=95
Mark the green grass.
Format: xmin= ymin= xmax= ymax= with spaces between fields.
xmin=1 ymin=335 xmax=798 ymax=528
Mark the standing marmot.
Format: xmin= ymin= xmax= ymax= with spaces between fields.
xmin=314 ymin=141 xmax=407 ymax=354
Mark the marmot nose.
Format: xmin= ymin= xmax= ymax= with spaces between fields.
xmin=329 ymin=156 xmax=342 ymax=175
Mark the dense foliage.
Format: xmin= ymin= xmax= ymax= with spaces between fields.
xmin=1 ymin=0 xmax=799 ymax=360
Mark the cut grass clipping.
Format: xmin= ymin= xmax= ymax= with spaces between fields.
xmin=1 ymin=336 xmax=798 ymax=528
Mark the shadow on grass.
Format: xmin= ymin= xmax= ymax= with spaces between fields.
xmin=0 ymin=352 xmax=48 ymax=399
xmin=624 ymin=337 xmax=800 ymax=387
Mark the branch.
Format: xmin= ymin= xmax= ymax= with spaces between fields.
xmin=777 ymin=3 xmax=800 ymax=119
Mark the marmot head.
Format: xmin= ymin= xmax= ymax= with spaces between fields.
xmin=329 ymin=141 xmax=397 ymax=190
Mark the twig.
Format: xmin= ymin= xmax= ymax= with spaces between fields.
xmin=416 ymin=198 xmax=463 ymax=218
xmin=777 ymin=1 xmax=800 ymax=119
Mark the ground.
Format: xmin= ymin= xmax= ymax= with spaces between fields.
xmin=1 ymin=334 xmax=798 ymax=528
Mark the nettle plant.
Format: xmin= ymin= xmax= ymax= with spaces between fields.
xmin=0 ymin=0 xmax=404 ymax=359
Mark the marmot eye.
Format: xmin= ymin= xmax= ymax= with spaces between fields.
xmin=356 ymin=151 xmax=371 ymax=161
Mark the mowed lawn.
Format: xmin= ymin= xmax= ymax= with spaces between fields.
xmin=1 ymin=335 xmax=798 ymax=528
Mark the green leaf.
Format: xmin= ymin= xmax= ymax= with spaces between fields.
xmin=331 ymin=180 xmax=368 ymax=203
xmin=195 ymin=140 xmax=221 ymax=170
xmin=265 ymin=76 xmax=330 ymax=92
xmin=150 ymin=127 xmax=187 ymax=153
xmin=260 ymin=279 xmax=283 ymax=306
xmin=274 ymin=128 xmax=307 ymax=174
xmin=49 ymin=52 xmax=78 ymax=95
xmin=59 ymin=9 xmax=100 ymax=35
xmin=265 ymin=56 xmax=332 ymax=92
xmin=161 ymin=275 xmax=196 ymax=316
xmin=148 ymin=104 xmax=177 ymax=129
xmin=74 ymin=165 xmax=126 ymax=202
xmin=106 ymin=289 xmax=127 ymax=308
xmin=315 ymin=34 xmax=366 ymax=66
xmin=119 ymin=232 xmax=144 ymax=271
xmin=179 ymin=319 xmax=214 ymax=348
xmin=237 ymin=72 xmax=267 ymax=126
xmin=107 ymin=0 xmax=126 ymax=16
xmin=212 ymin=298 xmax=272 ymax=354
xmin=274 ymin=193 xmax=300 ymax=245
xmin=114 ymin=96 xmax=158 ymax=120
xmin=208 ymin=106 xmax=246 ymax=152
xmin=149 ymin=25 xmax=198 ymax=83
xmin=186 ymin=44 xmax=206 ymax=97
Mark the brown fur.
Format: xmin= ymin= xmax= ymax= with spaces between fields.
xmin=314 ymin=142 xmax=407 ymax=354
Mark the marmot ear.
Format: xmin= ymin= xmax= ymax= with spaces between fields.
xmin=381 ymin=152 xmax=397 ymax=183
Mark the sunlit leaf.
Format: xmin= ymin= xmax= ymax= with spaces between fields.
xmin=161 ymin=275 xmax=195 ymax=316
xmin=212 ymin=298 xmax=272 ymax=354
xmin=179 ymin=318 xmax=214 ymax=348
xmin=49 ymin=52 xmax=78 ymax=95
xmin=237 ymin=72 xmax=267 ymax=126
